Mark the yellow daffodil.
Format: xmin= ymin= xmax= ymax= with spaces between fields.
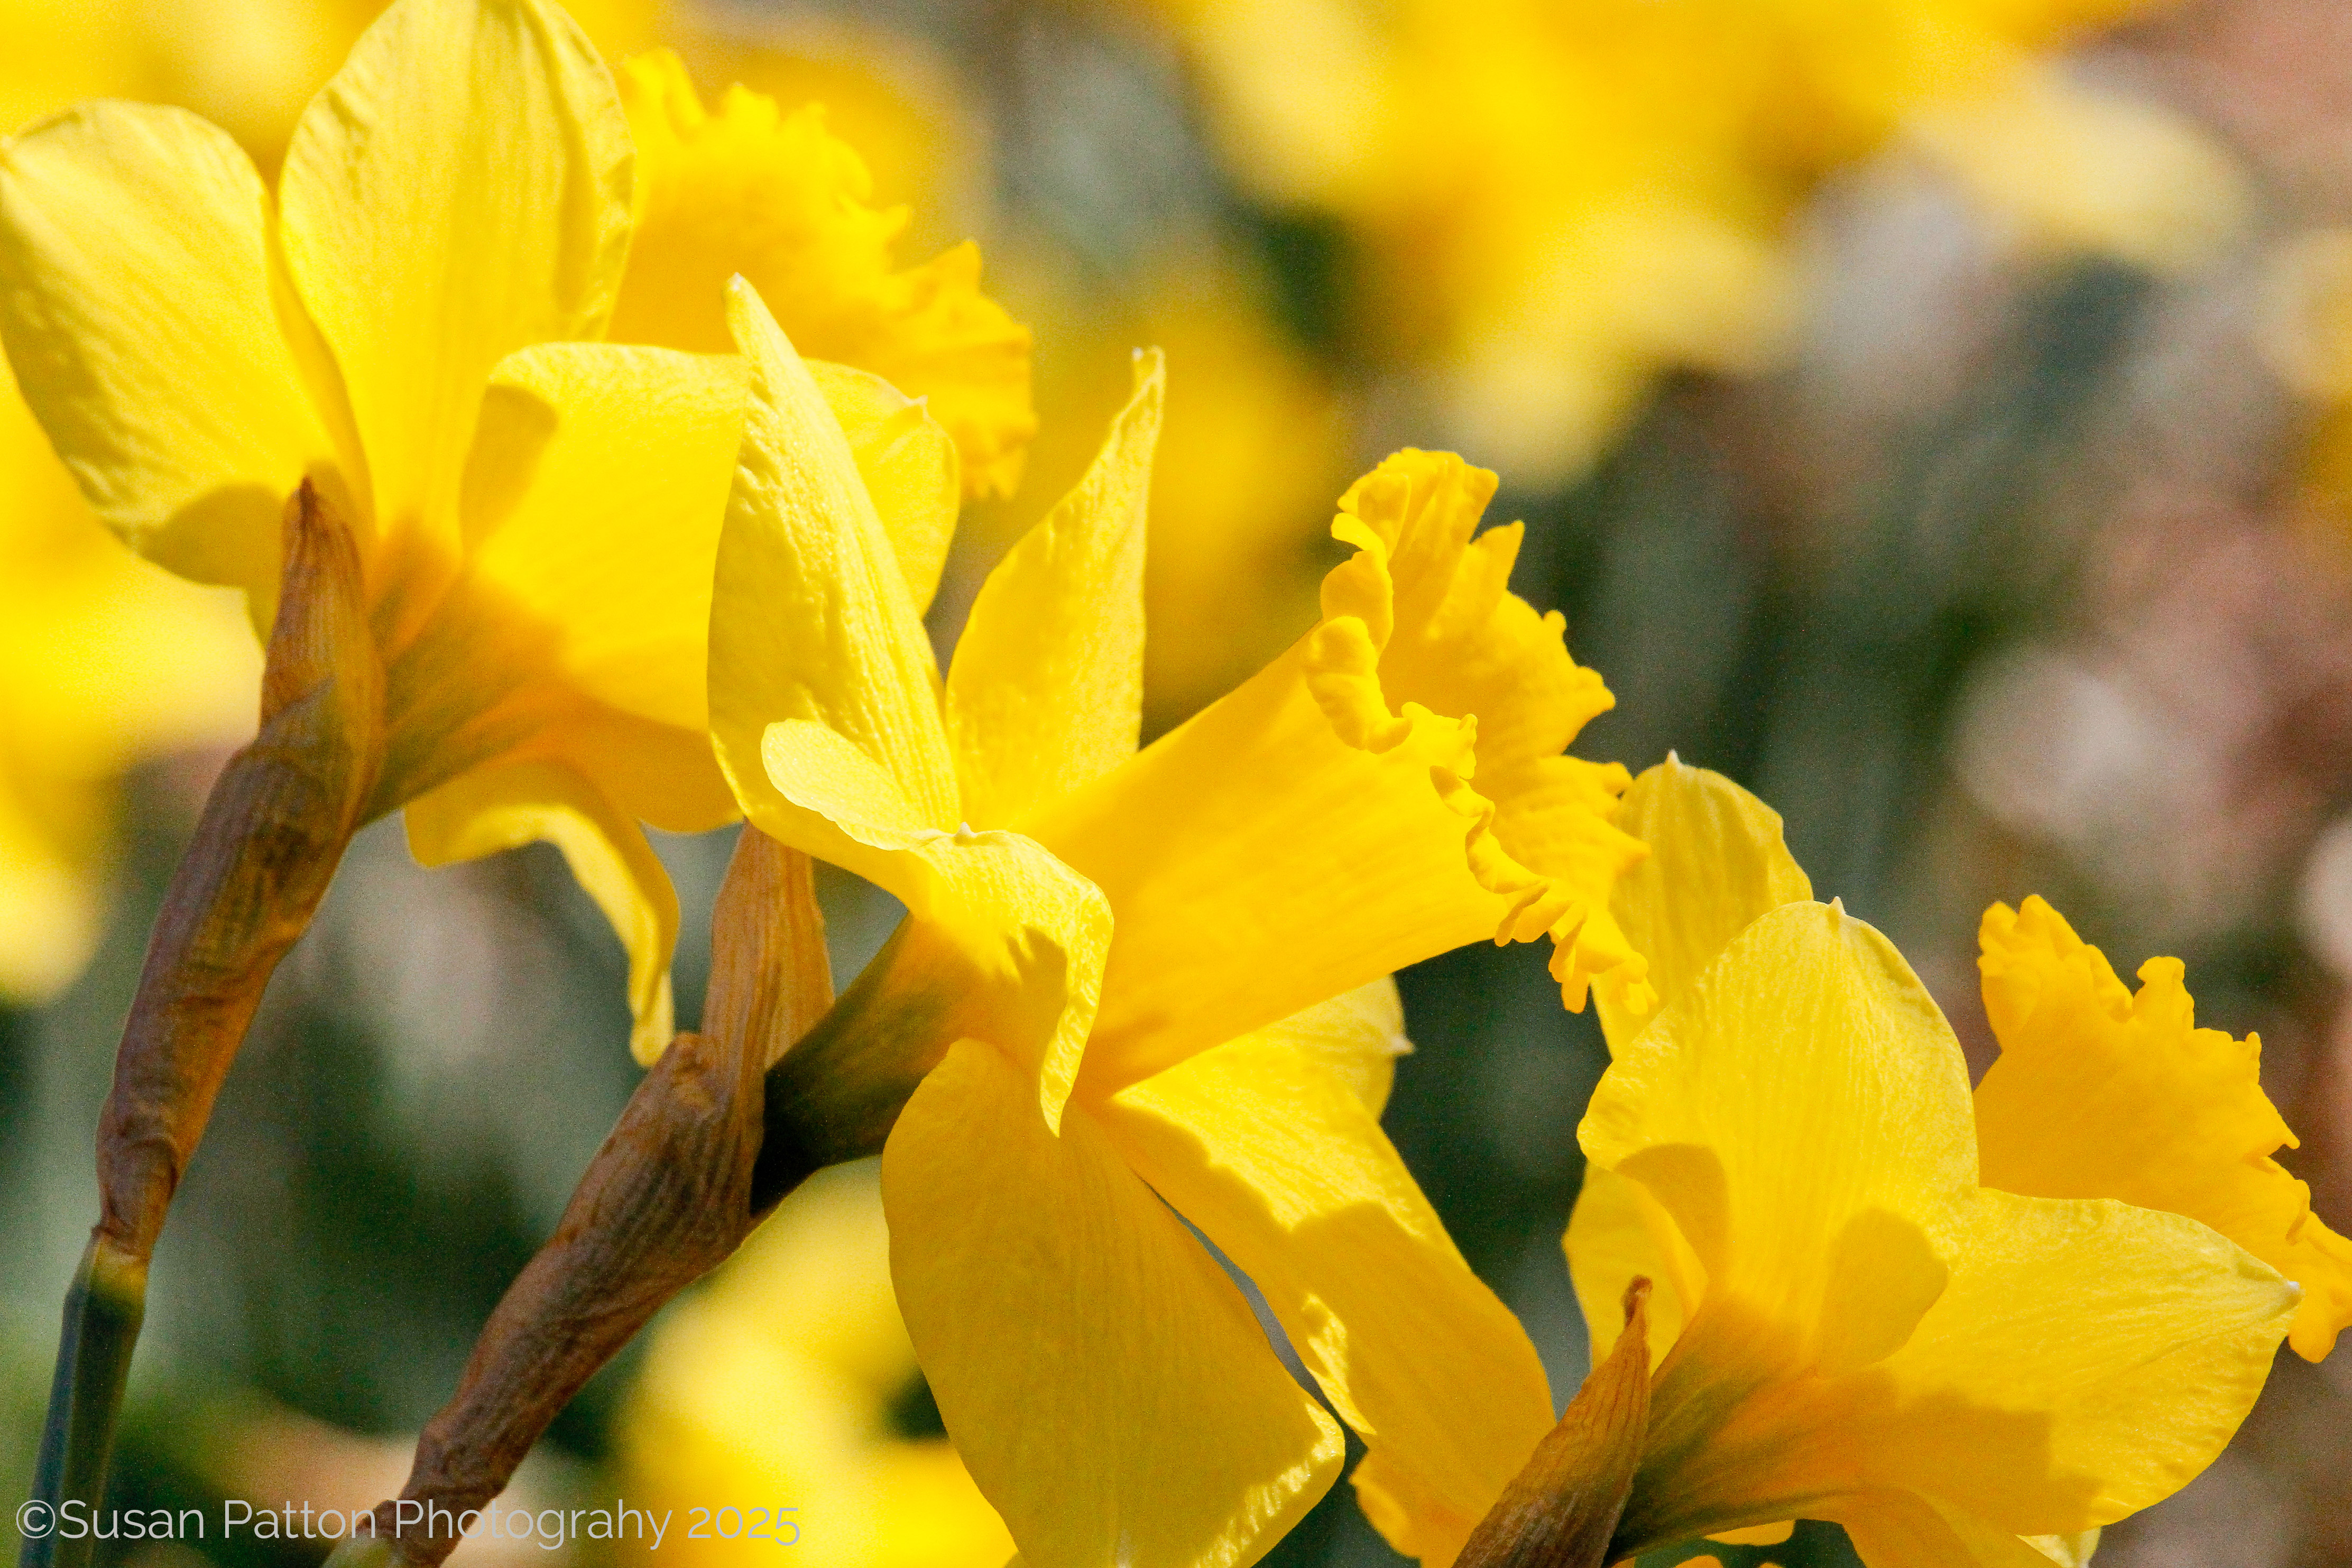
xmin=1975 ymin=895 xmax=2352 ymax=1363
xmin=0 ymin=0 xmax=1032 ymax=1059
xmin=1546 ymin=759 xmax=2313 ymax=1566
xmin=1145 ymin=0 xmax=2241 ymax=481
xmin=707 ymin=278 xmax=1649 ymax=1568
xmin=621 ymin=1161 xmax=1013 ymax=1568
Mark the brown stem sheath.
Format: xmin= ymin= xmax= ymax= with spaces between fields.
xmin=1456 ymin=1278 xmax=1654 ymax=1568
xmin=97 ymin=479 xmax=383 ymax=1262
xmin=355 ymin=830 xmax=832 ymax=1567
xmin=21 ymin=484 xmax=382 ymax=1568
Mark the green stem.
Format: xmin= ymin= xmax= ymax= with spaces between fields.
xmin=21 ymin=1239 xmax=146 ymax=1568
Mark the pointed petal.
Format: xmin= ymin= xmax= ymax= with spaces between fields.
xmin=709 ymin=275 xmax=958 ymax=887
xmin=0 ymin=101 xmax=331 ymax=602
xmin=1594 ymin=757 xmax=1811 ymax=1054
xmin=883 ymin=1040 xmax=1342 ymax=1568
xmin=946 ymin=349 xmax=1163 ymax=828
xmin=612 ymin=50 xmax=1034 ymax=497
xmin=1101 ymin=1038 xmax=1551 ymax=1568
xmin=807 ymin=359 xmax=958 ymax=614
xmin=1578 ymin=901 xmax=1975 ymax=1364
xmin=1564 ymin=1163 xmax=1703 ymax=1374
xmin=405 ymin=753 xmax=678 ymax=1063
xmin=1037 ymin=451 xmax=1646 ymax=1093
xmin=460 ymin=343 xmax=746 ymax=734
xmin=279 ymin=0 xmax=632 ymax=555
xmin=1976 ymin=895 xmax=2352 ymax=1361
xmin=1856 ymin=1188 xmax=2293 ymax=1530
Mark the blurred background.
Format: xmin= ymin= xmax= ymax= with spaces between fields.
xmin=7 ymin=0 xmax=2352 ymax=1565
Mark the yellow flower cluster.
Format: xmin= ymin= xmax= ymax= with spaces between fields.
xmin=3 ymin=7 xmax=2340 ymax=1568
xmin=1148 ymin=0 xmax=2245 ymax=479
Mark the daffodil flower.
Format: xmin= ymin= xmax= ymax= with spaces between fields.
xmin=1543 ymin=759 xmax=2314 ymax=1567
xmin=707 ymin=278 xmax=1652 ymax=1568
xmin=0 ymin=0 xmax=1032 ymax=1068
xmin=2 ymin=0 xmax=1031 ymax=1541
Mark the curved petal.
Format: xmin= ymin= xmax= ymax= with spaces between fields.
xmin=460 ymin=342 xmax=746 ymax=733
xmin=807 ymin=359 xmax=958 ymax=615
xmin=623 ymin=1163 xmax=1016 ymax=1568
xmin=1100 ymin=1037 xmax=1551 ymax=1568
xmin=883 ymin=1039 xmax=1342 ymax=1568
xmin=0 ymin=100 xmax=331 ymax=604
xmin=947 ymin=349 xmax=1163 ymax=829
xmin=709 ymin=275 xmax=957 ymax=884
xmin=611 ymin=49 xmax=1034 ymax=497
xmin=1850 ymin=1189 xmax=2293 ymax=1532
xmin=1253 ymin=976 xmax=1412 ymax=1119
xmin=404 ymin=753 xmax=678 ymax=1063
xmin=1976 ymin=895 xmax=2352 ymax=1361
xmin=1564 ymin=1163 xmax=1703 ymax=1375
xmin=1829 ymin=1491 xmax=2087 ymax=1568
xmin=1038 ymin=450 xmax=1646 ymax=1094
xmin=1579 ymin=900 xmax=1976 ymax=1360
xmin=279 ymin=0 xmax=632 ymax=560
xmin=1594 ymin=757 xmax=1811 ymax=1055
xmin=707 ymin=294 xmax=1104 ymax=1121
xmin=549 ymin=703 xmax=736 ymax=837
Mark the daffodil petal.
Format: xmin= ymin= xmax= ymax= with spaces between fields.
xmin=1040 ymin=646 xmax=1491 ymax=1092
xmin=1830 ymin=1491 xmax=2087 ymax=1568
xmin=1581 ymin=901 xmax=1975 ymax=1365
xmin=807 ymin=359 xmax=958 ymax=614
xmin=0 ymin=100 xmax=331 ymax=607
xmin=1039 ymin=449 xmax=1646 ymax=1093
xmin=1252 ymin=975 xmax=1412 ymax=1118
xmin=709 ymin=276 xmax=959 ymax=875
xmin=279 ymin=0 xmax=632 ymax=559
xmin=1101 ymin=1037 xmax=1551 ymax=1568
xmin=1594 ymin=757 xmax=1810 ymax=1054
xmin=404 ymin=753 xmax=678 ymax=1063
xmin=903 ymin=831 xmax=1109 ymax=1127
xmin=946 ymin=349 xmax=1164 ymax=829
xmin=542 ymin=704 xmax=736 ymax=837
xmin=1976 ymin=895 xmax=2352 ymax=1361
xmin=1709 ymin=1521 xmax=1795 ymax=1546
xmin=460 ymin=343 xmax=746 ymax=735
xmin=883 ymin=1039 xmax=1342 ymax=1568
xmin=1857 ymin=1188 xmax=2293 ymax=1530
xmin=1564 ymin=1163 xmax=1702 ymax=1373
xmin=612 ymin=49 xmax=1034 ymax=497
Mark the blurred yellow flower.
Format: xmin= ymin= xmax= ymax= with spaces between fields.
xmin=1148 ymin=0 xmax=2242 ymax=481
xmin=611 ymin=49 xmax=1033 ymax=499
xmin=1555 ymin=759 xmax=2307 ymax=1566
xmin=0 ymin=0 xmax=1030 ymax=1053
xmin=0 ymin=361 xmax=257 ymax=1002
xmin=622 ymin=1162 xmax=1012 ymax=1568
xmin=707 ymin=280 xmax=1648 ymax=1568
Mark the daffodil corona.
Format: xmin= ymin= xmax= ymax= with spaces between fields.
xmin=705 ymin=276 xmax=1651 ymax=1568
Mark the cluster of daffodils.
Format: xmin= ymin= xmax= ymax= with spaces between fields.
xmin=1147 ymin=0 xmax=2245 ymax=481
xmin=3 ymin=5 xmax=2346 ymax=1568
